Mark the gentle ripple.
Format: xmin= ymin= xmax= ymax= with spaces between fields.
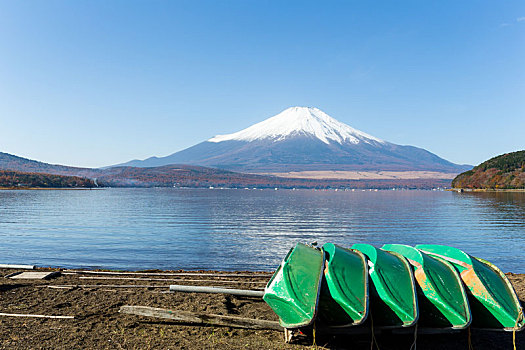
xmin=0 ymin=188 xmax=524 ymax=272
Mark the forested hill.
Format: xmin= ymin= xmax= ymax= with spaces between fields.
xmin=0 ymin=170 xmax=95 ymax=188
xmin=0 ymin=152 xmax=99 ymax=177
xmin=452 ymin=151 xmax=525 ymax=189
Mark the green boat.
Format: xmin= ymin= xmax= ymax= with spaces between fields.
xmin=416 ymin=244 xmax=525 ymax=331
xmin=382 ymin=244 xmax=471 ymax=329
xmin=352 ymin=244 xmax=418 ymax=328
xmin=263 ymin=243 xmax=325 ymax=328
xmin=318 ymin=243 xmax=368 ymax=327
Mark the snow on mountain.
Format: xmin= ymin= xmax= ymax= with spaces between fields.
xmin=209 ymin=106 xmax=384 ymax=145
xmin=115 ymin=106 xmax=471 ymax=173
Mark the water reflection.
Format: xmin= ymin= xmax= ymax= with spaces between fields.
xmin=0 ymin=189 xmax=523 ymax=272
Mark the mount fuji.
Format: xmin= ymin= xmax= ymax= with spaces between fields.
xmin=118 ymin=107 xmax=469 ymax=173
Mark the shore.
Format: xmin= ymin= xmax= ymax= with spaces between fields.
xmin=0 ymin=187 xmax=98 ymax=190
xmin=451 ymin=188 xmax=525 ymax=192
xmin=1 ymin=268 xmax=524 ymax=349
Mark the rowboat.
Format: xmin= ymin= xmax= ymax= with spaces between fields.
xmin=352 ymin=244 xmax=418 ymax=328
xmin=318 ymin=243 xmax=368 ymax=327
xmin=382 ymin=244 xmax=471 ymax=329
xmin=263 ymin=243 xmax=324 ymax=328
xmin=416 ymin=244 xmax=524 ymax=331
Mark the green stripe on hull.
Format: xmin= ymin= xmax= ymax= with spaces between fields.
xmin=263 ymin=243 xmax=324 ymax=328
xmin=352 ymin=244 xmax=418 ymax=328
xmin=416 ymin=244 xmax=524 ymax=331
xmin=383 ymin=244 xmax=471 ymax=329
xmin=318 ymin=243 xmax=368 ymax=326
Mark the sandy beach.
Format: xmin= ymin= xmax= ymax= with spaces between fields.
xmin=0 ymin=268 xmax=524 ymax=349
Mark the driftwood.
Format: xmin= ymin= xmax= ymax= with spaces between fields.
xmin=0 ymin=312 xmax=74 ymax=319
xmin=119 ymin=305 xmax=281 ymax=330
xmin=0 ymin=264 xmax=35 ymax=270
xmin=78 ymin=276 xmax=267 ymax=285
xmin=64 ymin=270 xmax=271 ymax=278
xmin=169 ymin=284 xmax=264 ymax=297
xmin=38 ymin=284 xmax=169 ymax=289
xmin=47 ymin=285 xmax=75 ymax=290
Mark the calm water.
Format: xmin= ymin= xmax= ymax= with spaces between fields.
xmin=0 ymin=188 xmax=524 ymax=272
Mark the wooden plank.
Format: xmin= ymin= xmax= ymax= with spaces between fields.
xmin=119 ymin=305 xmax=282 ymax=330
xmin=169 ymin=284 xmax=264 ymax=297
xmin=64 ymin=270 xmax=271 ymax=278
xmin=284 ymin=328 xmax=294 ymax=343
xmin=4 ymin=271 xmax=22 ymax=278
xmin=0 ymin=264 xmax=35 ymax=270
xmin=78 ymin=276 xmax=266 ymax=285
xmin=8 ymin=271 xmax=60 ymax=280
xmin=0 ymin=312 xmax=74 ymax=319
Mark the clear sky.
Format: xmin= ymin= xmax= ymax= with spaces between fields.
xmin=1 ymin=1 xmax=524 ymax=168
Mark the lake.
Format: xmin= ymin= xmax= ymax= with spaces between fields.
xmin=0 ymin=188 xmax=524 ymax=272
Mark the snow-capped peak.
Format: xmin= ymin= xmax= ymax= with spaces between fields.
xmin=208 ymin=107 xmax=384 ymax=145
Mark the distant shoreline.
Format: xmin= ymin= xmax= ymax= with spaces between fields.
xmin=451 ymin=188 xmax=525 ymax=192
xmin=0 ymin=187 xmax=99 ymax=191
xmin=256 ymin=170 xmax=458 ymax=180
xmin=4 ymin=186 xmax=524 ymax=192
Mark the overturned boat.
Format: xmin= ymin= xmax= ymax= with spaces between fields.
xmin=318 ymin=243 xmax=368 ymax=327
xmin=383 ymin=244 xmax=471 ymax=329
xmin=416 ymin=244 xmax=524 ymax=331
xmin=352 ymin=243 xmax=418 ymax=328
xmin=262 ymin=243 xmax=324 ymax=328
xmin=264 ymin=242 xmax=524 ymax=334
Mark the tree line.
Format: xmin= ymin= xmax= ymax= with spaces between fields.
xmin=0 ymin=170 xmax=95 ymax=188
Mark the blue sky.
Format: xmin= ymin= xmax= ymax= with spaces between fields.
xmin=1 ymin=1 xmax=524 ymax=168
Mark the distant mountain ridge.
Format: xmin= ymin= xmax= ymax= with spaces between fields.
xmin=0 ymin=152 xmax=99 ymax=177
xmin=452 ymin=150 xmax=525 ymax=189
xmin=0 ymin=151 xmax=451 ymax=189
xmin=118 ymin=107 xmax=471 ymax=173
